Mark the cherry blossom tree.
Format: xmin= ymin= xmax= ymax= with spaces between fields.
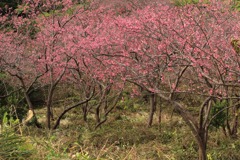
xmin=0 ymin=16 xmax=46 ymax=127
xmin=22 ymin=0 xmax=99 ymax=129
xmin=0 ymin=0 xmax=85 ymax=129
xmin=1 ymin=0 xmax=240 ymax=159
xmin=96 ymin=2 xmax=240 ymax=160
xmin=61 ymin=3 xmax=128 ymax=127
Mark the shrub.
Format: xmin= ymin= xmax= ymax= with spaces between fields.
xmin=0 ymin=112 xmax=33 ymax=160
xmin=210 ymin=100 xmax=227 ymax=129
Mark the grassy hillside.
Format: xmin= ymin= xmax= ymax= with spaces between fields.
xmin=1 ymin=105 xmax=239 ymax=160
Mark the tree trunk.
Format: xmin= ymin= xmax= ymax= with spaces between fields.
xmin=103 ymin=97 xmax=108 ymax=113
xmin=23 ymin=91 xmax=42 ymax=128
xmin=53 ymin=98 xmax=91 ymax=129
xmin=158 ymin=101 xmax=162 ymax=132
xmin=24 ymin=91 xmax=34 ymax=111
xmin=226 ymin=106 xmax=231 ymax=134
xmin=157 ymin=93 xmax=209 ymax=160
xmin=231 ymin=116 xmax=238 ymax=137
xmin=82 ymin=103 xmax=88 ymax=122
xmin=198 ymin=144 xmax=207 ymax=160
xmin=20 ymin=76 xmax=41 ymax=128
xmin=46 ymin=102 xmax=51 ymax=129
xmin=198 ymin=129 xmax=207 ymax=160
xmin=226 ymin=104 xmax=239 ymax=138
xmin=46 ymin=86 xmax=54 ymax=129
xmin=95 ymin=106 xmax=101 ymax=123
xmin=94 ymin=85 xmax=108 ymax=124
xmin=158 ymin=100 xmax=162 ymax=125
xmin=95 ymin=90 xmax=123 ymax=129
xmin=148 ymin=93 xmax=156 ymax=127
xmin=230 ymin=105 xmax=239 ymax=138
xmin=222 ymin=126 xmax=227 ymax=137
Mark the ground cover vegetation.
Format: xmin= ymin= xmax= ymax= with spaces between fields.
xmin=0 ymin=0 xmax=240 ymax=159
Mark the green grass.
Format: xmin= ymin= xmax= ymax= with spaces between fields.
xmin=1 ymin=106 xmax=239 ymax=160
xmin=172 ymin=0 xmax=199 ymax=6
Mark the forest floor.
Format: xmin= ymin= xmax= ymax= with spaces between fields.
xmin=13 ymin=105 xmax=239 ymax=160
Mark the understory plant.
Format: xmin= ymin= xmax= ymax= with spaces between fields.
xmin=0 ymin=112 xmax=33 ymax=160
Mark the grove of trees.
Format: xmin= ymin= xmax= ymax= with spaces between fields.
xmin=0 ymin=0 xmax=240 ymax=160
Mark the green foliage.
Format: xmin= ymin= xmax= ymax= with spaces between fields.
xmin=0 ymin=79 xmax=9 ymax=106
xmin=18 ymin=106 xmax=240 ymax=159
xmin=0 ymin=134 xmax=32 ymax=160
xmin=207 ymin=135 xmax=240 ymax=160
xmin=0 ymin=112 xmax=33 ymax=160
xmin=232 ymin=0 xmax=240 ymax=11
xmin=172 ymin=0 xmax=199 ymax=6
xmin=0 ymin=80 xmax=34 ymax=122
xmin=117 ymin=91 xmax=145 ymax=112
xmin=172 ymin=142 xmax=198 ymax=160
xmin=0 ymin=91 xmax=28 ymax=123
xmin=0 ymin=106 xmax=8 ymax=121
xmin=231 ymin=39 xmax=240 ymax=54
xmin=30 ymin=131 xmax=78 ymax=160
xmin=0 ymin=0 xmax=20 ymax=10
xmin=71 ymin=151 xmax=92 ymax=160
xmin=6 ymin=93 xmax=20 ymax=105
xmin=210 ymin=100 xmax=228 ymax=128
xmin=0 ymin=105 xmax=27 ymax=125
xmin=45 ymin=148 xmax=69 ymax=160
xmin=2 ymin=112 xmax=19 ymax=132
xmin=159 ymin=130 xmax=175 ymax=144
